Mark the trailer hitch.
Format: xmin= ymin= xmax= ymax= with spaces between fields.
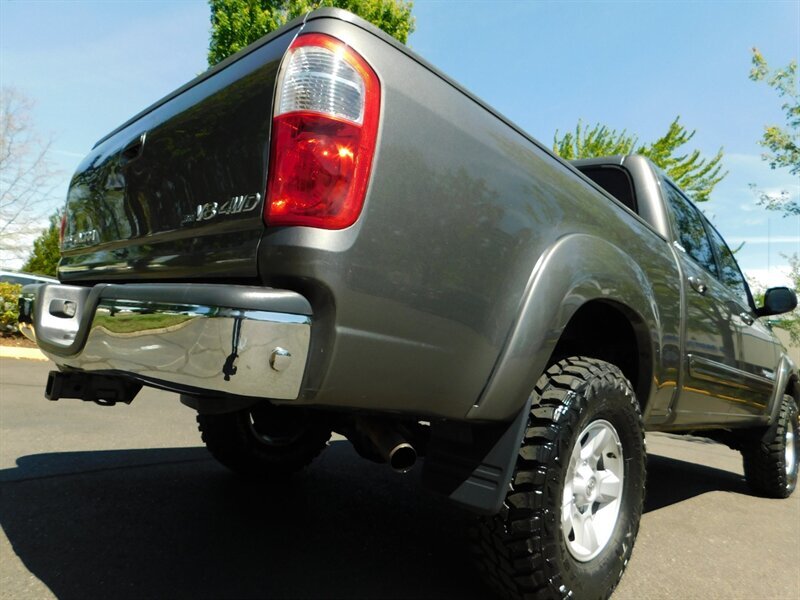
xmin=45 ymin=371 xmax=142 ymax=406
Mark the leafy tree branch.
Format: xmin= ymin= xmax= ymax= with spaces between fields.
xmin=553 ymin=117 xmax=726 ymax=204
xmin=208 ymin=0 xmax=415 ymax=67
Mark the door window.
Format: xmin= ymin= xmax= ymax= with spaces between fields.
xmin=706 ymin=223 xmax=751 ymax=308
xmin=663 ymin=183 xmax=718 ymax=276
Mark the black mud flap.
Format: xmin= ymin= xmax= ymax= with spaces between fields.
xmin=422 ymin=399 xmax=531 ymax=515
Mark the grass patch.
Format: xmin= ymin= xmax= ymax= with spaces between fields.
xmin=94 ymin=313 xmax=195 ymax=334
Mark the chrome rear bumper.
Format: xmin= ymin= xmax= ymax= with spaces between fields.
xmin=19 ymin=283 xmax=312 ymax=400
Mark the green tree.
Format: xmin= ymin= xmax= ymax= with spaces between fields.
xmin=553 ymin=117 xmax=726 ymax=203
xmin=749 ymin=48 xmax=799 ymax=216
xmin=750 ymin=253 xmax=800 ymax=345
xmin=208 ymin=0 xmax=415 ymax=67
xmin=22 ymin=210 xmax=60 ymax=277
xmin=772 ymin=253 xmax=800 ymax=345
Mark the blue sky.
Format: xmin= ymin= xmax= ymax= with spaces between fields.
xmin=1 ymin=0 xmax=798 ymax=284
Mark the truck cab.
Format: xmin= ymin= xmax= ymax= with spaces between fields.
xmin=574 ymin=155 xmax=797 ymax=430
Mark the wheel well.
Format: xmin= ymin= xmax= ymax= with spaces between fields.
xmin=789 ymin=373 xmax=800 ymax=404
xmin=550 ymin=300 xmax=652 ymax=413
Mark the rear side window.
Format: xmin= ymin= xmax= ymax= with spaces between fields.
xmin=706 ymin=224 xmax=751 ymax=307
xmin=0 ymin=275 xmax=27 ymax=285
xmin=579 ymin=166 xmax=638 ymax=213
xmin=663 ymin=183 xmax=718 ymax=276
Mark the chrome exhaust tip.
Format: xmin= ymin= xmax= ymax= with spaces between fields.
xmin=360 ymin=419 xmax=417 ymax=473
xmin=388 ymin=442 xmax=417 ymax=474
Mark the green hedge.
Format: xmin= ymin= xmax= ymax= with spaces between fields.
xmin=0 ymin=282 xmax=22 ymax=333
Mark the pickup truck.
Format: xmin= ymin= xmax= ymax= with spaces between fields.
xmin=18 ymin=8 xmax=799 ymax=599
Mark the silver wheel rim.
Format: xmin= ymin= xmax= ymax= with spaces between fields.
xmin=786 ymin=418 xmax=796 ymax=480
xmin=562 ymin=419 xmax=625 ymax=562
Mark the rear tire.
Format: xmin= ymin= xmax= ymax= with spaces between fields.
xmin=471 ymin=357 xmax=646 ymax=600
xmin=197 ymin=403 xmax=331 ymax=478
xmin=741 ymin=394 xmax=798 ymax=498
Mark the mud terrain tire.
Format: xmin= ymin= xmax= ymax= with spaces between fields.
xmin=741 ymin=394 xmax=799 ymax=499
xmin=198 ymin=404 xmax=330 ymax=478
xmin=472 ymin=357 xmax=646 ymax=600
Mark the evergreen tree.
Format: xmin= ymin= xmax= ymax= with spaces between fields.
xmin=22 ymin=211 xmax=60 ymax=277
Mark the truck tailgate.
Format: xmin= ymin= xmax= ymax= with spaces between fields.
xmin=59 ymin=28 xmax=297 ymax=282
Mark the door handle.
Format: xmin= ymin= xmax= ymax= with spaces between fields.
xmin=739 ymin=312 xmax=754 ymax=326
xmin=688 ymin=276 xmax=707 ymax=295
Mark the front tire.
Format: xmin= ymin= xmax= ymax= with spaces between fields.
xmin=472 ymin=357 xmax=646 ymax=600
xmin=197 ymin=403 xmax=331 ymax=478
xmin=741 ymin=394 xmax=799 ymax=498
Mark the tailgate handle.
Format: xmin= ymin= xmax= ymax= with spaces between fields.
xmin=120 ymin=132 xmax=146 ymax=164
xmin=49 ymin=298 xmax=77 ymax=318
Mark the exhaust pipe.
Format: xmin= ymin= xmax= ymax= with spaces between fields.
xmin=360 ymin=419 xmax=417 ymax=473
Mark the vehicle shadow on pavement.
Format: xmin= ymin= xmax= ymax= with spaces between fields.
xmin=0 ymin=441 xmax=487 ymax=599
xmin=643 ymin=453 xmax=750 ymax=512
xmin=0 ymin=442 xmax=752 ymax=599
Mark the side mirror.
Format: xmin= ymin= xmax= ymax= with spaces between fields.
xmin=757 ymin=287 xmax=798 ymax=317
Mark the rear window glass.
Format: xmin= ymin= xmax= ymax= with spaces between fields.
xmin=0 ymin=275 xmax=28 ymax=285
xmin=578 ymin=166 xmax=638 ymax=213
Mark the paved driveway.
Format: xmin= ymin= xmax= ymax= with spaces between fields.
xmin=1 ymin=357 xmax=798 ymax=599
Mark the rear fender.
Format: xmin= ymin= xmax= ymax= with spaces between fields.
xmin=468 ymin=233 xmax=660 ymax=421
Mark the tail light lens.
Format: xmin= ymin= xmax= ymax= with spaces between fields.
xmin=59 ymin=212 xmax=67 ymax=248
xmin=266 ymin=33 xmax=380 ymax=229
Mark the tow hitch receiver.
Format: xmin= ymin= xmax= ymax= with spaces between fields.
xmin=45 ymin=371 xmax=142 ymax=406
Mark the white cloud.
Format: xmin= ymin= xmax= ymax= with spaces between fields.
xmin=52 ymin=149 xmax=86 ymax=159
xmin=0 ymin=229 xmax=45 ymax=271
xmin=759 ymin=186 xmax=800 ymax=199
xmin=706 ymin=153 xmax=799 ymax=275
xmin=744 ymin=266 xmax=793 ymax=290
xmin=728 ymin=236 xmax=800 ymax=245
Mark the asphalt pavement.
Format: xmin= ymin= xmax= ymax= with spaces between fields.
xmin=1 ymin=357 xmax=798 ymax=599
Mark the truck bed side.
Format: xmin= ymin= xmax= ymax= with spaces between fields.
xmin=255 ymin=14 xmax=683 ymax=421
xmin=56 ymin=10 xmax=682 ymax=422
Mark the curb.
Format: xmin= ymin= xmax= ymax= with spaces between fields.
xmin=0 ymin=346 xmax=49 ymax=361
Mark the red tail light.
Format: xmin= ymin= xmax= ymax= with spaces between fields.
xmin=266 ymin=33 xmax=380 ymax=229
xmin=59 ymin=212 xmax=67 ymax=248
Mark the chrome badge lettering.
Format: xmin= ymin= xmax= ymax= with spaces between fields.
xmin=62 ymin=228 xmax=100 ymax=248
xmin=185 ymin=193 xmax=261 ymax=224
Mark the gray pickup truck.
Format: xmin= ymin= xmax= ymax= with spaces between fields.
xmin=18 ymin=8 xmax=799 ymax=599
